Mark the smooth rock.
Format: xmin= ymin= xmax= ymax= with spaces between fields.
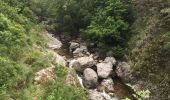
xmin=97 ymin=62 xmax=113 ymax=78
xmin=89 ymin=90 xmax=105 ymax=100
xmin=83 ymin=68 xmax=98 ymax=88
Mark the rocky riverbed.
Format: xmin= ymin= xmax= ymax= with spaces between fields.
xmin=36 ymin=31 xmax=146 ymax=100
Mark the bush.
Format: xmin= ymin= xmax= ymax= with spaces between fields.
xmin=0 ymin=57 xmax=22 ymax=88
xmin=82 ymin=0 xmax=131 ymax=57
xmin=44 ymin=65 xmax=87 ymax=100
xmin=45 ymin=81 xmax=87 ymax=100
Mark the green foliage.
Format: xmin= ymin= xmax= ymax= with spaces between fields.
xmin=45 ymin=81 xmax=87 ymax=100
xmin=0 ymin=13 xmax=26 ymax=46
xmin=25 ymin=50 xmax=53 ymax=71
xmin=82 ymin=0 xmax=131 ymax=57
xmin=125 ymin=84 xmax=150 ymax=100
xmin=29 ymin=0 xmax=97 ymax=34
xmin=0 ymin=1 xmax=88 ymax=99
xmin=29 ymin=0 xmax=132 ymax=58
xmin=0 ymin=57 xmax=22 ymax=88
xmin=44 ymin=65 xmax=87 ymax=100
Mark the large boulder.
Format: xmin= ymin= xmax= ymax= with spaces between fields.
xmin=104 ymin=57 xmax=116 ymax=66
xmin=115 ymin=62 xmax=132 ymax=82
xmin=69 ymin=42 xmax=80 ymax=52
xmin=83 ymin=68 xmax=98 ymax=88
xmin=88 ymin=90 xmax=105 ymax=100
xmin=69 ymin=57 xmax=96 ymax=73
xmin=97 ymin=62 xmax=113 ymax=78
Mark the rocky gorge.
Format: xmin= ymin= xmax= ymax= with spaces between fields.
xmin=35 ymin=31 xmax=146 ymax=100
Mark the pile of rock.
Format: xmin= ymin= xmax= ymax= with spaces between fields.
xmin=69 ymin=42 xmax=91 ymax=58
xmin=68 ymin=42 xmax=132 ymax=100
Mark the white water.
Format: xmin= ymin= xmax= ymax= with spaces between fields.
xmin=76 ymin=72 xmax=118 ymax=100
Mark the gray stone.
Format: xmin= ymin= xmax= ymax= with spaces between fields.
xmin=70 ymin=57 xmax=96 ymax=72
xmin=83 ymin=68 xmax=98 ymax=88
xmin=101 ymin=78 xmax=114 ymax=92
xmin=73 ymin=46 xmax=88 ymax=57
xmin=69 ymin=42 xmax=80 ymax=52
xmin=97 ymin=62 xmax=113 ymax=78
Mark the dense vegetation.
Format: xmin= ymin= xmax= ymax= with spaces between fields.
xmin=0 ymin=0 xmax=87 ymax=99
xmin=28 ymin=0 xmax=133 ymax=58
xmin=128 ymin=0 xmax=170 ymax=99
xmin=1 ymin=0 xmax=170 ymax=100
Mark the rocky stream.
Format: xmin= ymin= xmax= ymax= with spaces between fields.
xmin=36 ymin=31 xmax=140 ymax=100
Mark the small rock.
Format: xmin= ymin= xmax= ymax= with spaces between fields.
xmin=89 ymin=90 xmax=105 ymax=100
xmin=104 ymin=57 xmax=116 ymax=66
xmin=73 ymin=46 xmax=88 ymax=57
xmin=97 ymin=62 xmax=113 ymax=78
xmin=100 ymin=78 xmax=114 ymax=92
xmin=69 ymin=42 xmax=80 ymax=52
xmin=86 ymin=52 xmax=91 ymax=56
xmin=83 ymin=68 xmax=98 ymax=88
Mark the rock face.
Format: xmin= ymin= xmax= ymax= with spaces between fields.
xmin=69 ymin=42 xmax=80 ymax=52
xmin=70 ymin=57 xmax=96 ymax=72
xmin=89 ymin=90 xmax=105 ymax=100
xmin=104 ymin=57 xmax=116 ymax=66
xmin=83 ymin=68 xmax=98 ymax=88
xmin=115 ymin=62 xmax=132 ymax=82
xmin=34 ymin=65 xmax=55 ymax=85
xmin=97 ymin=62 xmax=113 ymax=78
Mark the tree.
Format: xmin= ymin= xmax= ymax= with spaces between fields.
xmin=82 ymin=0 xmax=131 ymax=57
